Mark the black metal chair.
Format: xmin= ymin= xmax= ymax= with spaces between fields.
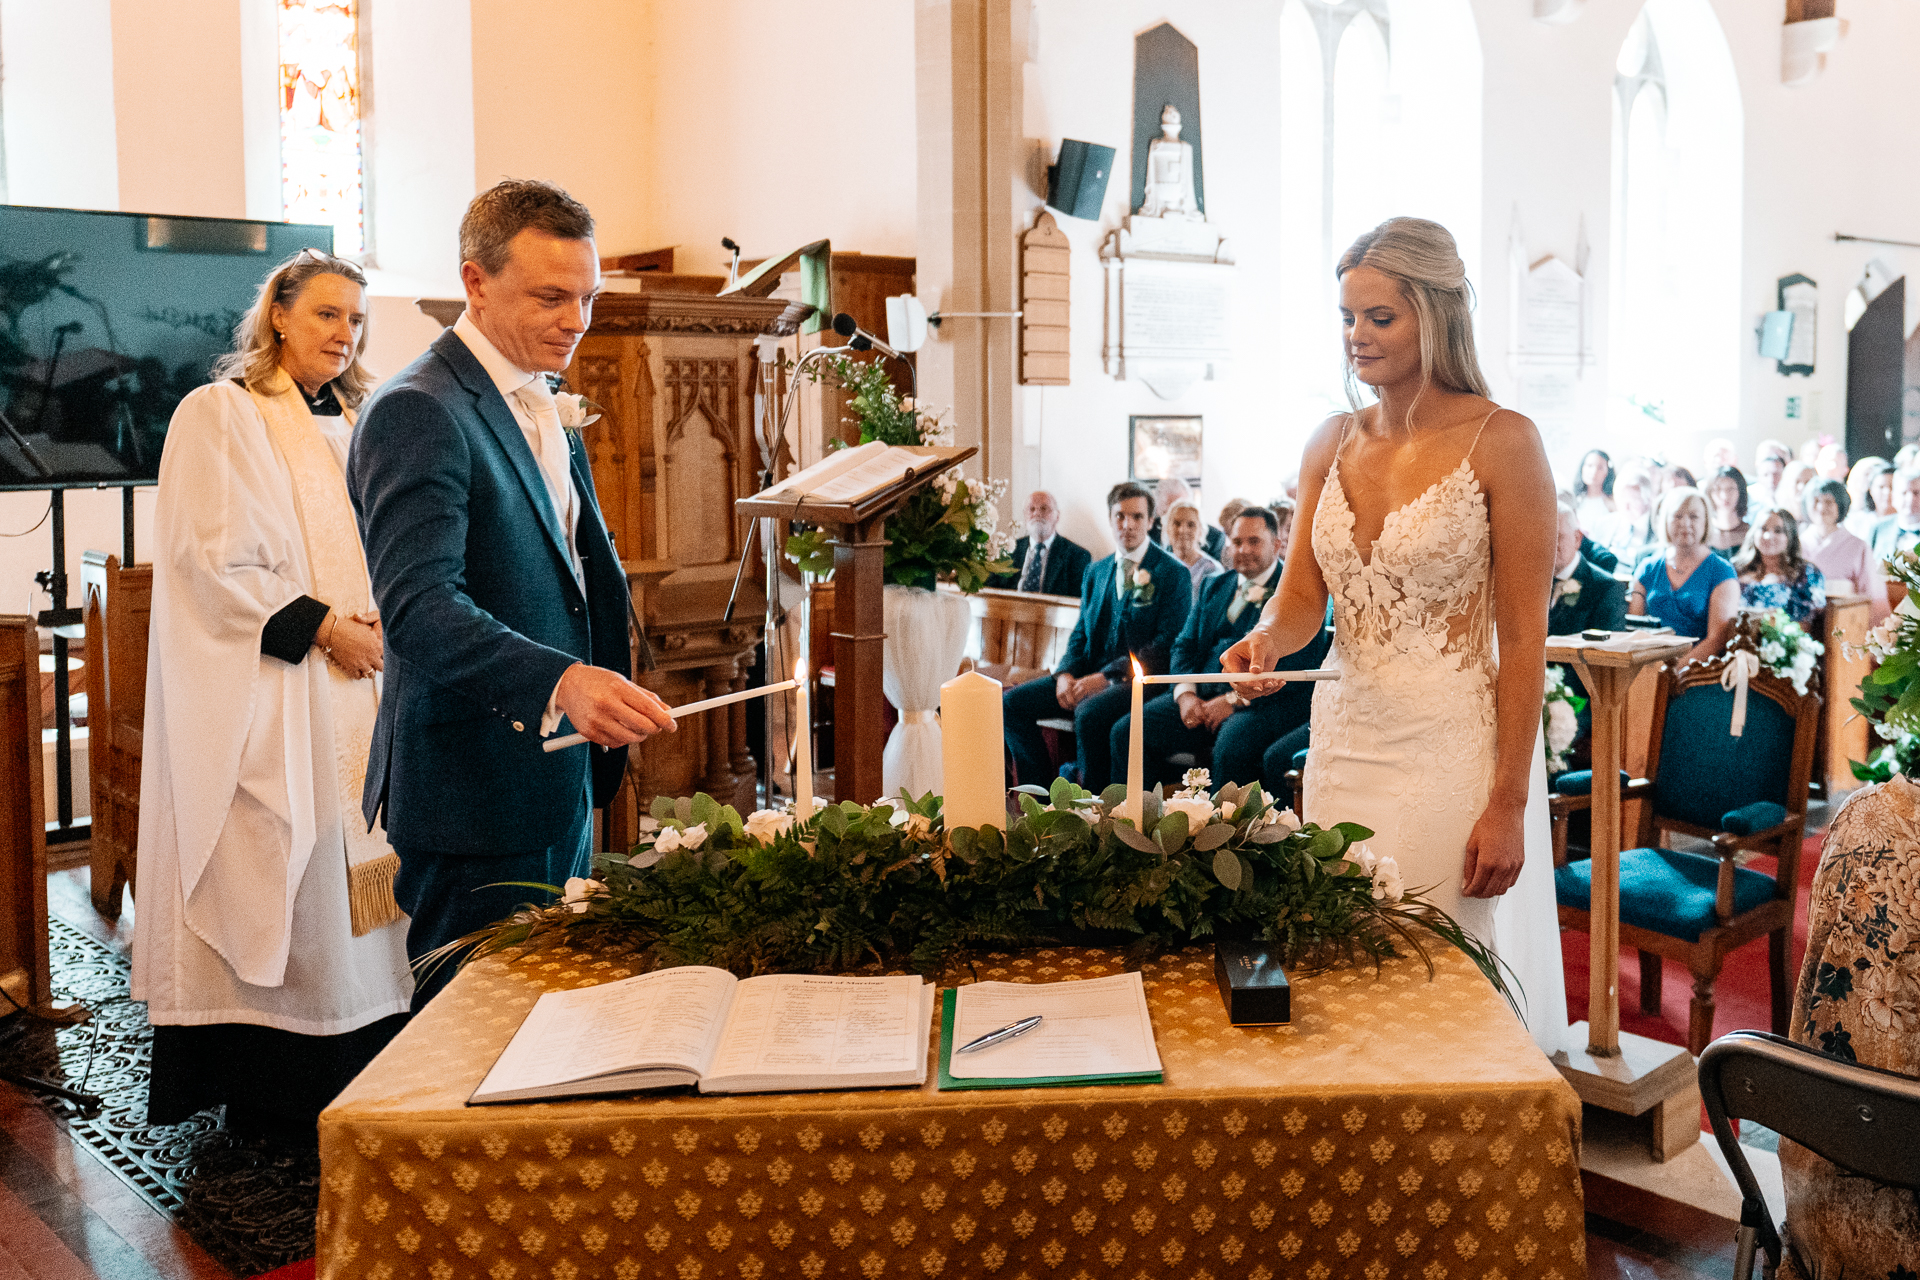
xmin=1698 ymin=1030 xmax=1920 ymax=1279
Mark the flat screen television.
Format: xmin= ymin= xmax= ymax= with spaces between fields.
xmin=0 ymin=205 xmax=333 ymax=491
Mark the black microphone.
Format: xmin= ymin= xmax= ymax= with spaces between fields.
xmin=831 ymin=312 xmax=902 ymax=360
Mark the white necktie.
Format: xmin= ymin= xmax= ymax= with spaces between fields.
xmin=514 ymin=380 xmax=575 ymax=528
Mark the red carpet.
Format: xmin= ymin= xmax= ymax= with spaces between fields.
xmin=250 ymin=1263 xmax=314 ymax=1280
xmin=1561 ymin=833 xmax=1824 ymax=1048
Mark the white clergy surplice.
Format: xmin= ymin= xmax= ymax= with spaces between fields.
xmin=130 ymin=378 xmax=412 ymax=1035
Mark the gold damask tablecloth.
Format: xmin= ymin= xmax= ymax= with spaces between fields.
xmin=317 ymin=944 xmax=1585 ymax=1280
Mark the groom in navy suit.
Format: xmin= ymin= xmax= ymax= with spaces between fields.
xmin=1110 ymin=508 xmax=1329 ymax=790
xmin=1002 ymin=482 xmax=1191 ymax=790
xmin=350 ymin=180 xmax=675 ymax=1006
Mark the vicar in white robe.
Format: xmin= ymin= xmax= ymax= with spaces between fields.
xmin=130 ymin=249 xmax=412 ymax=1140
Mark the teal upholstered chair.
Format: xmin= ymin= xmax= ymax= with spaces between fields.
xmin=1553 ymin=635 xmax=1819 ymax=1055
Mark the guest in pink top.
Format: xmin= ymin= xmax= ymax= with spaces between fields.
xmin=1801 ymin=478 xmax=1889 ymax=625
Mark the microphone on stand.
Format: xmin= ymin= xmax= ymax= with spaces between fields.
xmin=831 ymin=312 xmax=917 ymax=398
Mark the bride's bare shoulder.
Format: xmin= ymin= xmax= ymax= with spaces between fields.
xmin=1301 ymin=412 xmax=1353 ymax=468
xmin=1471 ymin=405 xmax=1552 ymax=492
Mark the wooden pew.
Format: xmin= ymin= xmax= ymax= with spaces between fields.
xmin=1816 ymin=593 xmax=1872 ymax=796
xmin=0 ymin=616 xmax=50 ymax=1015
xmin=81 ymin=552 xmax=150 ymax=920
xmin=944 ymin=584 xmax=1081 ymax=688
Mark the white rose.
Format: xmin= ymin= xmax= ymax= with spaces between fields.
xmin=678 ymin=822 xmax=710 ymax=850
xmin=1546 ymin=700 xmax=1578 ymax=754
xmin=744 ymin=809 xmax=795 ymax=842
xmin=1266 ymin=807 xmax=1301 ymax=833
xmin=1163 ymin=796 xmax=1215 ymax=829
xmin=1216 ymin=800 xmax=1238 ymax=822
xmin=553 ymin=391 xmax=601 ymax=431
xmin=561 ymin=877 xmax=607 ymax=914
xmin=1134 ymin=568 xmax=1151 ymax=586
xmin=1370 ymin=855 xmax=1404 ymax=903
xmin=1244 ymin=584 xmax=1268 ymax=604
xmin=653 ymin=826 xmax=684 ymax=854
xmin=1350 ymin=841 xmax=1378 ymax=874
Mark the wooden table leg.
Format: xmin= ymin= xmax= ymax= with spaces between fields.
xmin=831 ymin=516 xmax=889 ymax=806
xmin=1583 ymin=661 xmax=1628 ymax=1058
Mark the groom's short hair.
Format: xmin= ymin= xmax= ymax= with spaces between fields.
xmin=460 ymin=180 xmax=595 ymax=276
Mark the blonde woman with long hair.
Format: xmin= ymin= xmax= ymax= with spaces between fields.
xmin=131 ymin=248 xmax=413 ymax=1139
xmin=1226 ymin=217 xmax=1565 ymax=1051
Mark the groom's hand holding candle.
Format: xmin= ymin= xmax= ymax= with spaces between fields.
xmin=553 ymin=663 xmax=677 ymax=747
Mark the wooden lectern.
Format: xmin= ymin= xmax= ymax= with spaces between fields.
xmin=1546 ymin=630 xmax=1697 ymax=1159
xmin=737 ymin=446 xmax=974 ymax=805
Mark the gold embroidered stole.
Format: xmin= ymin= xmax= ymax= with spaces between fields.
xmin=250 ymin=375 xmax=402 ymax=937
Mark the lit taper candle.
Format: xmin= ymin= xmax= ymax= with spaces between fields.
xmin=1120 ymin=656 xmax=1145 ymax=826
xmin=793 ymin=659 xmax=814 ymax=820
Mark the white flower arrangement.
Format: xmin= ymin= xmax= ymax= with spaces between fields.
xmin=1347 ymin=842 xmax=1404 ymax=903
xmin=1752 ymin=609 xmax=1823 ymax=697
xmin=560 ymin=876 xmax=608 ymax=914
xmin=1542 ymin=666 xmax=1587 ymax=774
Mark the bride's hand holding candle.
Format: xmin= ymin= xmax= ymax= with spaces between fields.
xmin=1221 ymin=623 xmax=1292 ymax=699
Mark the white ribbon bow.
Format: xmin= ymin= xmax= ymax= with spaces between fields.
xmin=1721 ymin=650 xmax=1761 ymax=737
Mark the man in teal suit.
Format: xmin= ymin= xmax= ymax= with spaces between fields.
xmin=1002 ymin=482 xmax=1191 ymax=790
xmin=1111 ymin=508 xmax=1329 ymax=789
xmin=349 ymin=181 xmax=675 ymax=1007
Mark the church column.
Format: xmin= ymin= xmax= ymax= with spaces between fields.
xmin=914 ymin=0 xmax=1026 ymax=497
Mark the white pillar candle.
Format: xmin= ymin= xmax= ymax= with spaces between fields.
xmin=1121 ymin=657 xmax=1145 ymax=826
xmin=940 ymin=670 xmax=1005 ymax=830
xmin=793 ymin=660 xmax=814 ymax=820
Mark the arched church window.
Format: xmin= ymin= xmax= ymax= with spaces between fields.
xmin=279 ymin=0 xmax=366 ymax=257
xmin=1274 ymin=0 xmax=1482 ymax=429
xmin=1605 ymin=0 xmax=1742 ymax=454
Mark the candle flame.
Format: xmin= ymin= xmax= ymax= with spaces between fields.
xmin=794 ymin=658 xmax=808 ymax=682
xmin=1131 ymin=654 xmax=1144 ymax=679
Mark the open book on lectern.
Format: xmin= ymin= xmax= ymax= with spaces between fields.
xmin=756 ymin=441 xmax=969 ymax=509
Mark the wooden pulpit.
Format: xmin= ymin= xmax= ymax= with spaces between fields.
xmin=738 ymin=447 xmax=974 ymax=805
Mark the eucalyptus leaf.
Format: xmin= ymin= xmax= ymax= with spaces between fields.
xmin=1156 ymin=812 xmax=1190 ymax=851
xmin=1192 ymin=823 xmax=1235 ymax=852
xmin=1101 ymin=784 xmax=1129 ymax=809
xmin=1013 ymin=784 xmax=1051 ymax=797
xmin=1114 ymin=822 xmax=1161 ymax=854
xmin=674 ymin=795 xmax=693 ymax=824
xmin=1141 ymin=791 xmax=1163 ymax=829
xmin=1249 ymin=826 xmax=1287 ymax=844
xmin=1212 ymin=848 xmax=1244 ymax=891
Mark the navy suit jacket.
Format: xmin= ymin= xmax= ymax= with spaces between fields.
xmin=1173 ymin=565 xmax=1332 ymax=710
xmin=348 ymin=329 xmax=643 ymax=855
xmin=1056 ymin=542 xmax=1192 ymax=679
xmin=1548 ymin=556 xmax=1628 ymax=637
xmin=987 ymin=534 xmax=1094 ymax=596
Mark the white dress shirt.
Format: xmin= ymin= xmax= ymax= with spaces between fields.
xmin=1175 ymin=559 xmax=1279 ymax=702
xmin=450 ymin=312 xmax=584 ymax=736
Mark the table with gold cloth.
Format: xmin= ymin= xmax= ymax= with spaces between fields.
xmin=317 ymin=944 xmax=1585 ymax=1280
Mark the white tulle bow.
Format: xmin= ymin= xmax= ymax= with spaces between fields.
xmin=1721 ymin=650 xmax=1761 ymax=737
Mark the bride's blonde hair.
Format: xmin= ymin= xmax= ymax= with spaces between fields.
xmin=1336 ymin=217 xmax=1490 ymax=416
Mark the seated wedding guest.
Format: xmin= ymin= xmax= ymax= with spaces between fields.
xmin=1571 ymin=447 xmax=1615 ymax=534
xmin=1164 ymin=497 xmax=1223 ymax=593
xmin=1551 ymin=502 xmax=1628 ymax=637
xmin=1801 ymin=478 xmax=1889 ymax=624
xmin=130 ymin=249 xmax=412 ymax=1140
xmin=1779 ymin=775 xmax=1920 ymax=1277
xmin=1701 ymin=437 xmax=1737 ymax=474
xmin=1897 ymin=442 xmax=1920 ymax=474
xmin=1815 ymin=440 xmax=1849 ymax=482
xmin=1629 ymin=486 xmax=1738 ymax=664
xmin=1751 ymin=438 xmax=1792 ymax=509
xmin=1002 ymin=482 xmax=1191 ymax=790
xmin=1868 ymin=464 xmax=1920 ymax=563
xmin=1844 ymin=456 xmax=1894 ymax=538
xmin=1661 ymin=464 xmax=1699 ymax=494
xmin=1735 ymin=505 xmax=1826 ymax=626
xmin=1270 ymin=496 xmax=1297 ymax=558
xmin=1110 ymin=508 xmax=1329 ymax=791
xmin=1602 ymin=468 xmax=1656 ymax=569
xmin=1775 ymin=459 xmax=1817 ymax=522
xmin=988 ymin=489 xmax=1093 ymax=595
xmin=1703 ymin=464 xmax=1750 ymax=556
xmin=1152 ymin=475 xmax=1224 ymax=559
xmin=1217 ymin=496 xmax=1249 ymax=533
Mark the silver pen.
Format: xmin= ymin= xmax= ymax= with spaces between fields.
xmin=956 ymin=1014 xmax=1043 ymax=1054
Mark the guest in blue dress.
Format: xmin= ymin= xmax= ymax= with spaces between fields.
xmin=1628 ymin=485 xmax=1739 ymax=666
xmin=1733 ymin=505 xmax=1827 ymax=626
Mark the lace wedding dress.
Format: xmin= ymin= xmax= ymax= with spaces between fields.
xmin=1305 ymin=413 xmax=1567 ymax=1055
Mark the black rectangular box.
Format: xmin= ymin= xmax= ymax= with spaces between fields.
xmin=1047 ymin=140 xmax=1116 ymax=221
xmin=1215 ymin=940 xmax=1291 ymax=1025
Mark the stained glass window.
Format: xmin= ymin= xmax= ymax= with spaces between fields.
xmin=279 ymin=0 xmax=364 ymax=256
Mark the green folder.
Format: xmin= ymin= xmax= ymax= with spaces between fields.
xmin=935 ymin=989 xmax=1165 ymax=1091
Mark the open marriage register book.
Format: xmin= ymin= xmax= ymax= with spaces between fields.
xmin=470 ymin=967 xmax=934 ymax=1104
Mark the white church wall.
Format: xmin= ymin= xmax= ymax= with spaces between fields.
xmin=0 ymin=0 xmax=120 ymax=211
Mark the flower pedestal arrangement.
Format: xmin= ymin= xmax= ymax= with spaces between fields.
xmin=455 ymin=772 xmax=1514 ymax=1013
xmin=880 ymin=584 xmax=972 ymax=799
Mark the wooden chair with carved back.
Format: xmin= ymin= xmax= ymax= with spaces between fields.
xmin=81 ymin=552 xmax=151 ymax=920
xmin=1551 ymin=615 xmax=1820 ymax=1054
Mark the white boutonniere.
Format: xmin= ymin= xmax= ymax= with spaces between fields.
xmin=553 ymin=390 xmax=602 ymax=434
xmin=1124 ymin=565 xmax=1157 ymax=606
xmin=1552 ymin=576 xmax=1581 ymax=606
xmin=1244 ymin=583 xmax=1269 ymax=605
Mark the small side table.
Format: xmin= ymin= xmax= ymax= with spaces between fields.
xmin=1547 ymin=631 xmax=1697 ymax=1159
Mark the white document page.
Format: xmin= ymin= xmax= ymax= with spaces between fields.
xmin=475 ymin=966 xmax=737 ymax=1098
xmin=947 ymin=972 xmax=1162 ymax=1080
xmin=757 ymin=440 xmax=888 ymax=501
xmin=702 ymin=974 xmax=928 ymax=1088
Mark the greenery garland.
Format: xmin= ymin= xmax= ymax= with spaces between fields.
xmin=446 ymin=773 xmax=1518 ymax=1015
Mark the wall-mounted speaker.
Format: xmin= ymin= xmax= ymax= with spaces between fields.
xmin=1046 ymin=140 xmax=1116 ymax=221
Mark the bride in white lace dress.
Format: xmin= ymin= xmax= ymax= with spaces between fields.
xmin=1226 ymin=218 xmax=1567 ymax=1053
